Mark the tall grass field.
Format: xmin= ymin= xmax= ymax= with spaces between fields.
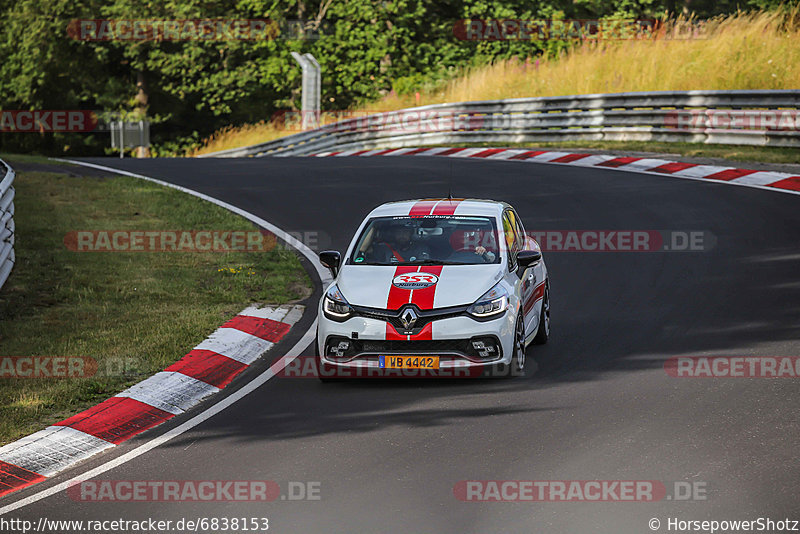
xmin=192 ymin=9 xmax=800 ymax=157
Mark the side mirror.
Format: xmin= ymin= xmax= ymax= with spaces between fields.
xmin=319 ymin=250 xmax=341 ymax=278
xmin=516 ymin=250 xmax=542 ymax=269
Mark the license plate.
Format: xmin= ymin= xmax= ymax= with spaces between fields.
xmin=379 ymin=355 xmax=440 ymax=369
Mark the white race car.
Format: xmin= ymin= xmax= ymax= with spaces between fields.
xmin=315 ymin=198 xmax=549 ymax=379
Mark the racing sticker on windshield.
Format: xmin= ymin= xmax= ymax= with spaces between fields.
xmin=391 ymin=272 xmax=439 ymax=290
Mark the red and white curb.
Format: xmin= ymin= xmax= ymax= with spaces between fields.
xmin=311 ymin=147 xmax=800 ymax=195
xmin=0 ymin=304 xmax=302 ymax=499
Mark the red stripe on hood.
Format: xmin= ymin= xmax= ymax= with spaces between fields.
xmin=409 ymin=200 xmax=438 ymax=218
xmin=410 ymin=265 xmax=443 ymax=310
xmin=431 ymin=199 xmax=462 ymax=216
xmin=385 ymin=265 xmax=445 ymax=340
xmin=385 ymin=314 xmax=434 ymax=341
xmin=382 ymin=199 xmax=455 ymax=341
xmin=411 ymin=322 xmax=433 ymax=340
xmin=386 ymin=322 xmax=406 ymax=340
xmin=386 ymin=266 xmax=417 ymax=310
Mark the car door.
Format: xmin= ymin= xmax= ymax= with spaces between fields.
xmin=502 ymin=209 xmax=533 ymax=332
xmin=509 ymin=209 xmax=539 ymax=334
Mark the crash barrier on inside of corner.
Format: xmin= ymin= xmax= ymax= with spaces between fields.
xmin=0 ymin=159 xmax=14 ymax=290
xmin=197 ymin=90 xmax=800 ymax=158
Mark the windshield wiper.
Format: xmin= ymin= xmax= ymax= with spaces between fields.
xmin=397 ymin=259 xmax=471 ymax=266
xmin=351 ymin=259 xmax=474 ymax=266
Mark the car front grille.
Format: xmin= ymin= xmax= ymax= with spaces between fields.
xmin=352 ymin=303 xmax=469 ymax=336
xmin=324 ymin=336 xmax=503 ymax=363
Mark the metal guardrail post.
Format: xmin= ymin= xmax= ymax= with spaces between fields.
xmin=291 ymin=52 xmax=321 ymax=130
xmin=0 ymin=159 xmax=16 ymax=291
xmin=110 ymin=120 xmax=150 ymax=158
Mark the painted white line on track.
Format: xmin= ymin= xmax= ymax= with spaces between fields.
xmin=415 ymin=147 xmax=460 ymax=157
xmin=194 ymin=328 xmax=276 ymax=365
xmin=671 ymin=165 xmax=731 ymax=178
xmin=0 ymin=323 xmax=317 ymax=515
xmin=0 ymin=427 xmax=114 ymax=478
xmin=0 ymin=159 xmax=324 ymax=515
xmin=427 ymin=149 xmax=800 ymax=197
xmin=615 ymin=164 xmax=800 ymax=196
xmin=115 ymin=372 xmax=220 ymax=415
xmin=567 ymin=155 xmax=616 ymax=167
xmin=49 ymin=159 xmax=330 ymax=284
xmin=731 ymin=172 xmax=788 ymax=186
xmin=454 ymin=147 xmax=492 ymax=158
xmin=239 ymin=305 xmax=290 ymax=321
xmin=614 ymin=158 xmax=672 ymax=171
xmin=527 ymin=151 xmax=571 ymax=162
xmin=382 ymin=148 xmax=419 ymax=156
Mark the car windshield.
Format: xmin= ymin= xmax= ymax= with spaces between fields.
xmin=349 ymin=215 xmax=500 ymax=266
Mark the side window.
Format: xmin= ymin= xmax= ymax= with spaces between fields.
xmin=502 ymin=211 xmax=519 ymax=270
xmin=512 ymin=210 xmax=526 ymax=250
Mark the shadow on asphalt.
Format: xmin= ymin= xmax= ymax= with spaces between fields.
xmin=61 ymin=156 xmax=799 ymax=448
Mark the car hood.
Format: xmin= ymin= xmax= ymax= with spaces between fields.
xmin=336 ymin=264 xmax=503 ymax=310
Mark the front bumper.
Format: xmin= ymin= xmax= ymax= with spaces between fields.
xmin=317 ymin=312 xmax=516 ymax=369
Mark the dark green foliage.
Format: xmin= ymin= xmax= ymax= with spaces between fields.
xmin=0 ymin=0 xmax=791 ymax=155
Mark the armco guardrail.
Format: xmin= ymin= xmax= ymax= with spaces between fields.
xmin=198 ymin=90 xmax=800 ymax=158
xmin=0 ymin=159 xmax=15 ymax=290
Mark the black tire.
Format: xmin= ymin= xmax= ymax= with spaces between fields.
xmin=511 ymin=311 xmax=527 ymax=375
xmin=533 ymin=279 xmax=550 ymax=345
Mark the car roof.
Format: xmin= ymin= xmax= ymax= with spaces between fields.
xmin=367 ymin=198 xmax=509 ymax=218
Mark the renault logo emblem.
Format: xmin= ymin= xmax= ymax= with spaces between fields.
xmin=400 ymin=308 xmax=418 ymax=329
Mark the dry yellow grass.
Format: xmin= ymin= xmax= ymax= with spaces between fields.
xmin=189 ymin=121 xmax=286 ymax=156
xmin=192 ymin=9 xmax=800 ymax=156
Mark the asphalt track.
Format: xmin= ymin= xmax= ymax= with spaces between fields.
xmin=6 ymin=156 xmax=800 ymax=533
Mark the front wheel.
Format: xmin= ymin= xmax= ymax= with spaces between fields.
xmin=533 ymin=280 xmax=550 ymax=345
xmin=512 ymin=312 xmax=526 ymax=373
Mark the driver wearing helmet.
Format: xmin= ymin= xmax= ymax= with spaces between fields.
xmin=464 ymin=230 xmax=497 ymax=263
xmin=375 ymin=225 xmax=430 ymax=263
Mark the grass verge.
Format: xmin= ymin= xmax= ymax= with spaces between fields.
xmin=0 ymin=166 xmax=310 ymax=445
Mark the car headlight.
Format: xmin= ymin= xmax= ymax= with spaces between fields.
xmin=467 ymin=282 xmax=508 ymax=319
xmin=323 ymin=284 xmax=353 ymax=321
